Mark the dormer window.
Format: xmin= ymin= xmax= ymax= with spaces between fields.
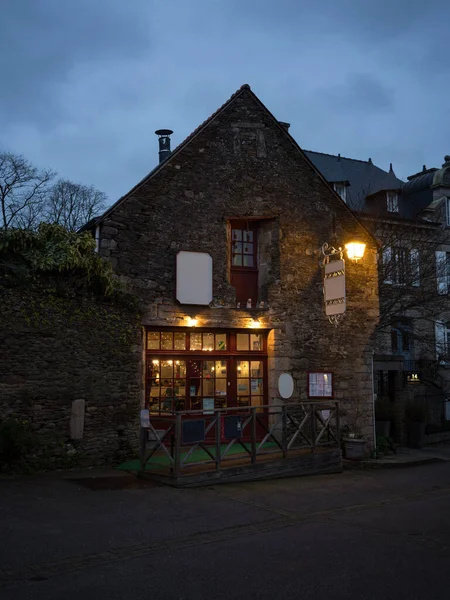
xmin=387 ymin=191 xmax=399 ymax=213
xmin=334 ymin=183 xmax=347 ymax=203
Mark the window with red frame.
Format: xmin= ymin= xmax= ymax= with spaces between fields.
xmin=230 ymin=220 xmax=258 ymax=305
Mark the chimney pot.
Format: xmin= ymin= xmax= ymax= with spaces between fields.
xmin=155 ymin=129 xmax=173 ymax=163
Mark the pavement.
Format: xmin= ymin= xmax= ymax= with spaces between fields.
xmin=1 ymin=447 xmax=450 ymax=599
xmin=344 ymin=442 xmax=450 ymax=469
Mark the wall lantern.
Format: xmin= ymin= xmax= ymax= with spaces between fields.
xmin=186 ymin=317 xmax=198 ymax=327
xmin=250 ymin=319 xmax=261 ymax=329
xmin=345 ymin=242 xmax=366 ymax=262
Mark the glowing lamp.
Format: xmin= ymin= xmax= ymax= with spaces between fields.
xmin=345 ymin=242 xmax=366 ymax=262
xmin=250 ymin=319 xmax=261 ymax=329
xmin=186 ymin=317 xmax=198 ymax=327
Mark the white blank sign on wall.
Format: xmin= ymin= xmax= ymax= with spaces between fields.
xmin=176 ymin=251 xmax=213 ymax=305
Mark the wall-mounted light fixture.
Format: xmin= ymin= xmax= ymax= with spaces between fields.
xmin=250 ymin=319 xmax=261 ymax=329
xmin=186 ymin=317 xmax=198 ymax=327
xmin=345 ymin=241 xmax=366 ymax=262
xmin=322 ymin=241 xmax=366 ymax=263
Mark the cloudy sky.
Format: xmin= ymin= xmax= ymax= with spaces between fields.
xmin=1 ymin=0 xmax=449 ymax=204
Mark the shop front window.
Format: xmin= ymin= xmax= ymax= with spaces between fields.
xmin=146 ymin=330 xmax=267 ymax=414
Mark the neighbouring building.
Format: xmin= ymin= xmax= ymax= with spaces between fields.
xmin=306 ymin=151 xmax=450 ymax=443
xmin=85 ymin=84 xmax=380 ymax=454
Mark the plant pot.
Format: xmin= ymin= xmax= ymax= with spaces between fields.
xmin=343 ymin=438 xmax=366 ymax=460
xmin=375 ymin=420 xmax=391 ymax=438
xmin=408 ymin=422 xmax=426 ymax=449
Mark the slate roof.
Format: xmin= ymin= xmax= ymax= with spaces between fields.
xmin=304 ymin=150 xmax=404 ymax=212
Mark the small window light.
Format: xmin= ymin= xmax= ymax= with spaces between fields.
xmin=345 ymin=242 xmax=366 ymax=262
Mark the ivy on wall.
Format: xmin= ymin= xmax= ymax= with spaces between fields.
xmin=0 ymin=223 xmax=117 ymax=295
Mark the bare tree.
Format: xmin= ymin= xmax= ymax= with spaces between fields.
xmin=44 ymin=179 xmax=107 ymax=231
xmin=0 ymin=152 xmax=55 ymax=230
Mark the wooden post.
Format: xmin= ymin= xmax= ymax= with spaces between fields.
xmin=251 ymin=407 xmax=257 ymax=464
xmin=139 ymin=427 xmax=147 ymax=477
xmin=310 ymin=404 xmax=317 ymax=454
xmin=215 ymin=410 xmax=221 ymax=472
xmin=281 ymin=405 xmax=287 ymax=458
xmin=335 ymin=401 xmax=341 ymax=446
xmin=173 ymin=413 xmax=182 ymax=479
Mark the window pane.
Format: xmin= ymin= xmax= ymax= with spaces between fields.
xmin=232 ymin=255 xmax=243 ymax=266
xmin=203 ymin=379 xmax=215 ymax=396
xmin=202 ymin=333 xmax=214 ymax=351
xmin=216 ymin=333 xmax=227 ymax=351
xmin=215 ymin=397 xmax=227 ymax=409
xmin=243 ymin=243 xmax=253 ymax=255
xmin=233 ymin=241 xmax=242 ymax=253
xmin=173 ymin=381 xmax=185 ymax=396
xmin=243 ymin=255 xmax=254 ymax=267
xmin=161 ymin=332 xmax=173 ymax=350
xmin=215 ymin=379 xmax=227 ymax=395
xmin=215 ymin=360 xmax=227 ymax=377
xmin=149 ymin=378 xmax=160 ymax=396
xmin=203 ymin=360 xmax=215 ymax=378
xmin=243 ymin=231 xmax=253 ymax=242
xmin=148 ymin=358 xmax=160 ymax=378
xmin=237 ymin=360 xmax=249 ymax=377
xmin=190 ymin=333 xmax=202 ymax=350
xmin=147 ymin=332 xmax=160 ymax=350
xmin=237 ymin=379 xmax=250 ymax=395
xmin=160 ymin=360 xmax=173 ymax=379
xmin=251 ymin=379 xmax=264 ymax=395
xmin=174 ymin=360 xmax=186 ymax=378
xmin=251 ymin=361 xmax=263 ymax=377
xmin=174 ymin=398 xmax=186 ymax=411
xmin=237 ymin=334 xmax=250 ymax=351
xmin=232 ymin=230 xmax=242 ymax=241
xmin=189 ymin=380 xmax=202 ymax=397
xmin=250 ymin=334 xmax=262 ymax=351
xmin=238 ymin=396 xmax=250 ymax=407
xmin=174 ymin=333 xmax=186 ymax=350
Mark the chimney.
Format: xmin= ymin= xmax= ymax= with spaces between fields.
xmin=155 ymin=129 xmax=173 ymax=163
xmin=279 ymin=121 xmax=290 ymax=131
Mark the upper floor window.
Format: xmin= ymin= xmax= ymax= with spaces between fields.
xmin=230 ymin=220 xmax=258 ymax=306
xmin=436 ymin=251 xmax=450 ymax=294
xmin=391 ymin=318 xmax=412 ymax=355
xmin=387 ymin=192 xmax=399 ymax=213
xmin=334 ymin=183 xmax=347 ymax=203
xmin=383 ymin=246 xmax=420 ymax=286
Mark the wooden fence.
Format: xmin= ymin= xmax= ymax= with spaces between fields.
xmin=139 ymin=401 xmax=340 ymax=479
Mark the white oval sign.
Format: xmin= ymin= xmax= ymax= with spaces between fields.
xmin=278 ymin=373 xmax=294 ymax=399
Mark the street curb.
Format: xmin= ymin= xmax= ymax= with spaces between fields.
xmin=343 ymin=456 xmax=448 ymax=470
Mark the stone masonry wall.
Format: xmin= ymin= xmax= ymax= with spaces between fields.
xmin=98 ymin=87 xmax=380 ymax=445
xmin=0 ymin=284 xmax=141 ymax=467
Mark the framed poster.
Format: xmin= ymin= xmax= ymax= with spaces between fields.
xmin=308 ymin=372 xmax=333 ymax=398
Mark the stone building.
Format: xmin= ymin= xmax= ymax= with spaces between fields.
xmin=87 ymin=84 xmax=380 ymax=448
xmin=306 ymin=150 xmax=450 ymax=443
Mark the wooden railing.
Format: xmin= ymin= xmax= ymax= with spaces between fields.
xmin=139 ymin=401 xmax=340 ymax=477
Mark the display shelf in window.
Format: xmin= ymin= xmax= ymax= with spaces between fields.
xmin=308 ymin=372 xmax=333 ymax=398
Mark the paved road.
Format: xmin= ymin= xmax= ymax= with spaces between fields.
xmin=1 ymin=463 xmax=450 ymax=599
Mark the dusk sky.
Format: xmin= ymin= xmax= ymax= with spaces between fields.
xmin=1 ymin=0 xmax=449 ymax=204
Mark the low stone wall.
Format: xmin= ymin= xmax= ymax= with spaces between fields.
xmin=0 ymin=283 xmax=141 ymax=468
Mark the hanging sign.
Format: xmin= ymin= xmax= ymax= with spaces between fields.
xmin=324 ymin=259 xmax=346 ymax=316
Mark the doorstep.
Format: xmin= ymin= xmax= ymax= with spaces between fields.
xmin=343 ymin=446 xmax=450 ymax=470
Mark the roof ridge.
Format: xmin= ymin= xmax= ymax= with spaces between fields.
xmin=304 ymin=149 xmax=373 ymax=165
xmin=169 ymin=84 xmax=251 ymax=156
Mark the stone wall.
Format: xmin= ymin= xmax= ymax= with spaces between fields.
xmin=97 ymin=87 xmax=380 ymax=445
xmin=0 ymin=283 xmax=141 ymax=467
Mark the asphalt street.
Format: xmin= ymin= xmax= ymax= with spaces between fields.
xmin=1 ymin=463 xmax=450 ymax=599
